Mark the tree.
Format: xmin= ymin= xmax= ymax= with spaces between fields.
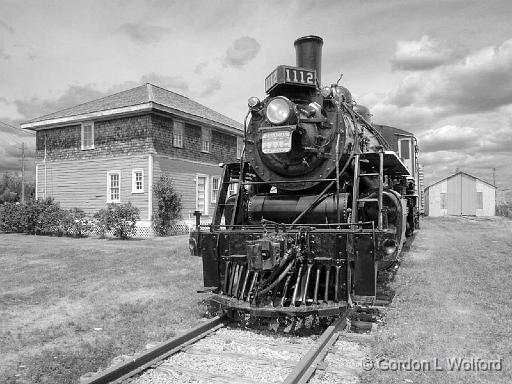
xmin=0 ymin=173 xmax=35 ymax=204
xmin=153 ymin=175 xmax=182 ymax=236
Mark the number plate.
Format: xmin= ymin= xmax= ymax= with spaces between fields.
xmin=261 ymin=128 xmax=293 ymax=154
xmin=265 ymin=65 xmax=316 ymax=93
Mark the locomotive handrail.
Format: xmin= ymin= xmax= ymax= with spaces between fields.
xmin=202 ymin=221 xmax=383 ymax=230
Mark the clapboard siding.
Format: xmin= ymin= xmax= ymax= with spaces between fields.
xmin=35 ymin=155 xmax=149 ymax=217
xmin=153 ymin=156 xmax=224 ymax=221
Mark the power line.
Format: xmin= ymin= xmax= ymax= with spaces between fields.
xmin=0 ymin=120 xmax=36 ymax=136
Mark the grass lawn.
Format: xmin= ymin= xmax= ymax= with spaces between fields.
xmin=0 ymin=234 xmax=206 ymax=384
xmin=363 ymin=216 xmax=512 ymax=384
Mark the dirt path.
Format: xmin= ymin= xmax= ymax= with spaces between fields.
xmin=362 ymin=216 xmax=512 ymax=384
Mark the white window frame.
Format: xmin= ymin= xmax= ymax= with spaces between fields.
xmin=236 ymin=136 xmax=244 ymax=159
xmin=398 ymin=138 xmax=411 ymax=160
xmin=211 ymin=176 xmax=220 ymax=203
xmin=228 ymin=182 xmax=238 ymax=197
xmin=196 ymin=174 xmax=209 ymax=215
xmin=132 ymin=169 xmax=144 ymax=193
xmin=173 ymin=121 xmax=184 ymax=148
xmin=107 ymin=171 xmax=121 ymax=203
xmin=81 ymin=122 xmax=95 ymax=150
xmin=201 ymin=127 xmax=211 ymax=153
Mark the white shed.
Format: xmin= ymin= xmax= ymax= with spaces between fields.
xmin=424 ymin=171 xmax=496 ymax=217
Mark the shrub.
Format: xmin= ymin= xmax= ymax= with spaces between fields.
xmin=94 ymin=203 xmax=140 ymax=239
xmin=496 ymin=204 xmax=512 ymax=218
xmin=153 ymin=175 xmax=182 ymax=236
xmin=0 ymin=202 xmax=26 ymax=233
xmin=23 ymin=198 xmax=66 ymax=235
xmin=61 ymin=208 xmax=91 ymax=237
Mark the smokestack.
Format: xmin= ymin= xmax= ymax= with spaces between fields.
xmin=294 ymin=35 xmax=323 ymax=86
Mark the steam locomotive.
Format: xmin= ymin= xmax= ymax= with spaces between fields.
xmin=190 ymin=36 xmax=421 ymax=319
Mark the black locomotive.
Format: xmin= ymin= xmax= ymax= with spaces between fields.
xmin=190 ymin=36 xmax=420 ymax=319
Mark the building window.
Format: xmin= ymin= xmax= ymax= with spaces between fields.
xmin=211 ymin=176 xmax=220 ymax=203
xmin=173 ymin=121 xmax=184 ymax=148
xmin=201 ymin=127 xmax=211 ymax=153
xmin=132 ymin=169 xmax=144 ymax=193
xmin=236 ymin=136 xmax=244 ymax=159
xmin=81 ymin=122 xmax=94 ymax=150
xmin=107 ymin=171 xmax=121 ymax=203
xmin=477 ymin=192 xmax=483 ymax=209
xmin=228 ymin=182 xmax=238 ymax=197
xmin=196 ymin=175 xmax=208 ymax=214
xmin=399 ymin=139 xmax=410 ymax=160
xmin=440 ymin=193 xmax=447 ymax=209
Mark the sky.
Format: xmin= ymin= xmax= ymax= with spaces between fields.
xmin=0 ymin=0 xmax=511 ymax=200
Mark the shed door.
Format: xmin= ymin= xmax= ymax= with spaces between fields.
xmin=447 ymin=176 xmax=459 ymax=215
xmin=461 ymin=174 xmax=476 ymax=215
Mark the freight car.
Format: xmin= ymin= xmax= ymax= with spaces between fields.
xmin=190 ymin=36 xmax=421 ymax=320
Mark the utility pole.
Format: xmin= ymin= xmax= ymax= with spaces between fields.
xmin=21 ymin=142 xmax=25 ymax=204
xmin=493 ymin=167 xmax=496 ymax=187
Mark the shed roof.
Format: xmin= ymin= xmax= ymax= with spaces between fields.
xmin=425 ymin=171 xmax=496 ymax=190
xmin=21 ymin=83 xmax=243 ymax=134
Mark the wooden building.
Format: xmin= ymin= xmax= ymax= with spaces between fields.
xmin=424 ymin=171 xmax=496 ymax=217
xmin=21 ymin=84 xmax=243 ymax=232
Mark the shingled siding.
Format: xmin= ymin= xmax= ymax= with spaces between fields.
xmin=153 ymin=155 xmax=223 ymax=222
xmin=35 ymin=155 xmax=150 ymax=218
xmin=150 ymin=114 xmax=240 ymax=164
xmin=35 ymin=115 xmax=153 ymax=162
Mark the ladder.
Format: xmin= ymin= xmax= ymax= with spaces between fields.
xmin=351 ymin=151 xmax=384 ymax=229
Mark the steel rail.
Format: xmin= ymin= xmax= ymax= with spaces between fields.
xmin=282 ymin=307 xmax=355 ymax=384
xmin=81 ymin=315 xmax=227 ymax=384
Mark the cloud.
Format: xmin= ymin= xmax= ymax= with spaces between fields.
xmin=223 ymin=37 xmax=260 ymax=68
xmin=364 ymin=38 xmax=512 ymax=136
xmin=0 ymin=122 xmax=35 ymax=174
xmin=194 ymin=62 xmax=208 ymax=75
xmin=389 ymin=38 xmax=512 ymax=114
xmin=0 ymin=20 xmax=14 ymax=33
xmin=391 ymin=35 xmax=464 ymax=71
xmin=0 ymin=48 xmax=10 ymax=60
xmin=12 ymin=73 xmax=191 ymax=120
xmin=118 ymin=23 xmax=172 ymax=45
xmin=418 ymin=125 xmax=480 ymax=152
xmin=15 ymin=85 xmax=106 ymax=120
xmin=140 ymin=73 xmax=189 ymax=93
xmin=199 ymin=78 xmax=221 ymax=97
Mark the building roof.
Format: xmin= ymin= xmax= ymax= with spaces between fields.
xmin=21 ymin=83 xmax=243 ymax=134
xmin=425 ymin=171 xmax=496 ymax=190
xmin=373 ymin=124 xmax=414 ymax=152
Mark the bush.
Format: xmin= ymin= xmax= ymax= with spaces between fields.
xmin=94 ymin=203 xmax=140 ymax=239
xmin=0 ymin=202 xmax=26 ymax=233
xmin=153 ymin=175 xmax=182 ymax=236
xmin=0 ymin=198 xmax=92 ymax=236
xmin=61 ymin=208 xmax=91 ymax=237
xmin=23 ymin=198 xmax=66 ymax=235
xmin=496 ymin=204 xmax=512 ymax=218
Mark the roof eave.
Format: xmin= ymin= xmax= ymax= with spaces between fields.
xmin=20 ymin=103 xmax=154 ymax=130
xmin=20 ymin=102 xmax=243 ymax=135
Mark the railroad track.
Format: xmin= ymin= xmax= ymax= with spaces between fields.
xmin=79 ymin=306 xmax=380 ymax=384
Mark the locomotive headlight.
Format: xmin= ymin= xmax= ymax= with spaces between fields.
xmin=266 ymin=96 xmax=292 ymax=124
xmin=320 ymin=86 xmax=332 ymax=98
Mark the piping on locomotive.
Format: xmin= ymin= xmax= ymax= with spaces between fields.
xmin=189 ymin=36 xmax=421 ymax=318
